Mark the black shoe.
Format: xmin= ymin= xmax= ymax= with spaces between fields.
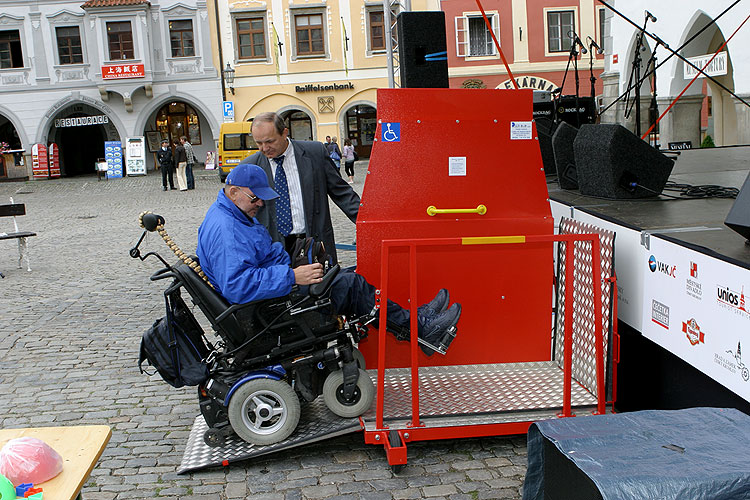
xmin=417 ymin=289 xmax=449 ymax=318
xmin=162 ymin=186 xmax=167 ymax=191
xmin=170 ymin=186 xmax=176 ymax=190
xmin=418 ymin=303 xmax=461 ymax=356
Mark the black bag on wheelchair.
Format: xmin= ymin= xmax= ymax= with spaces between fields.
xmin=290 ymin=236 xmax=329 ymax=268
xmin=139 ymin=291 xmax=210 ymax=388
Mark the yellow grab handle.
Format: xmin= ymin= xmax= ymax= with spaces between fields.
xmin=426 ymin=204 xmax=487 ymax=216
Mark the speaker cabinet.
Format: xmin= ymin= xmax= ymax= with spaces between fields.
xmin=552 ymin=122 xmax=579 ymax=189
xmin=574 ymin=124 xmax=674 ymax=199
xmin=396 ymin=12 xmax=449 ymax=88
xmin=725 ymin=171 xmax=750 ymax=240
xmin=536 ymin=118 xmax=559 ymax=176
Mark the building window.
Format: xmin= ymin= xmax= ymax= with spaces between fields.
xmin=368 ymin=10 xmax=385 ymax=51
xmin=107 ymin=21 xmax=134 ymax=60
xmin=598 ymin=8 xmax=606 ymax=49
xmin=56 ymin=26 xmax=83 ymax=64
xmin=455 ymin=14 xmax=498 ymax=58
xmin=236 ymin=17 xmax=266 ymax=60
xmin=547 ymin=10 xmax=574 ymax=53
xmin=169 ymin=19 xmax=194 ymax=57
xmin=0 ymin=30 xmax=23 ymax=69
xmin=294 ymin=13 xmax=324 ymax=56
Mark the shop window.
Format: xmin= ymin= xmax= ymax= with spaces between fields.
xmin=155 ymin=101 xmax=202 ymax=146
xmin=368 ymin=9 xmax=385 ymax=51
xmin=547 ymin=10 xmax=574 ymax=53
xmin=107 ymin=21 xmax=134 ymax=60
xmin=294 ymin=12 xmax=325 ymax=56
xmin=455 ymin=14 xmax=498 ymax=57
xmin=169 ymin=19 xmax=194 ymax=57
xmin=0 ymin=30 xmax=23 ymax=69
xmin=56 ymin=26 xmax=83 ymax=65
xmin=236 ymin=16 xmax=266 ymax=60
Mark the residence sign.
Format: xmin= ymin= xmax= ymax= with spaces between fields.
xmin=102 ymin=63 xmax=145 ymax=80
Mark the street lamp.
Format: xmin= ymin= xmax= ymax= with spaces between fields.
xmin=223 ymin=63 xmax=236 ymax=95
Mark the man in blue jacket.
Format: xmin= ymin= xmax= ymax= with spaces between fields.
xmin=197 ymin=163 xmax=461 ymax=355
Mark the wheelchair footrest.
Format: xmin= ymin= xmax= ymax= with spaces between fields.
xmin=417 ymin=325 xmax=457 ymax=356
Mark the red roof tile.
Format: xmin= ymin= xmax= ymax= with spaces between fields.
xmin=81 ymin=0 xmax=150 ymax=8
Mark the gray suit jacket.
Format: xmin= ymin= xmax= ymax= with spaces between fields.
xmin=241 ymin=139 xmax=360 ymax=264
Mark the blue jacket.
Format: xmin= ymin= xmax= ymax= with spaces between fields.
xmin=196 ymin=190 xmax=295 ymax=304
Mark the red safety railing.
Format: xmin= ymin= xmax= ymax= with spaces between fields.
xmin=372 ymin=233 xmax=607 ymax=432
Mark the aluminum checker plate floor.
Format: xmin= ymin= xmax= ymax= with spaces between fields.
xmin=179 ymin=361 xmax=597 ymax=473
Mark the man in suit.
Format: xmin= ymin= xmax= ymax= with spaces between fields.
xmin=156 ymin=139 xmax=174 ymax=191
xmin=241 ymin=112 xmax=359 ymax=264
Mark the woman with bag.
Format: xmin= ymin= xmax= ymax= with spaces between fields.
xmin=342 ymin=138 xmax=356 ymax=184
xmin=173 ymin=140 xmax=188 ymax=191
xmin=326 ymin=136 xmax=342 ymax=174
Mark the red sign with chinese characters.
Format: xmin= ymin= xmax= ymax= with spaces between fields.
xmin=102 ymin=63 xmax=145 ymax=80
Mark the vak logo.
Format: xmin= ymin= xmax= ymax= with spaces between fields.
xmin=714 ymin=341 xmax=750 ymax=382
xmin=716 ymin=284 xmax=749 ymax=319
xmin=651 ymin=299 xmax=669 ymax=329
xmin=682 ymin=318 xmax=705 ymax=346
xmin=648 ymin=255 xmax=676 ymax=277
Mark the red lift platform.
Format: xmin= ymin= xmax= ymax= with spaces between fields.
xmin=177 ymin=88 xmax=617 ymax=474
xmin=355 ymin=88 xmax=618 ymax=468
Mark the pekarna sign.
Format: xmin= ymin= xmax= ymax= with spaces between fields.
xmin=295 ymin=82 xmax=354 ymax=93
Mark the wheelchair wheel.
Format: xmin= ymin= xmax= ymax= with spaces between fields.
xmin=353 ymin=347 xmax=366 ymax=370
xmin=227 ymin=378 xmax=301 ymax=445
xmin=322 ymin=368 xmax=374 ymax=418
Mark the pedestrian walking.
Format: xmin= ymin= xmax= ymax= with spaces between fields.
xmin=174 ymin=140 xmax=188 ymax=191
xmin=156 ymin=139 xmax=175 ymax=191
xmin=342 ymin=138 xmax=356 ymax=184
xmin=326 ymin=136 xmax=342 ymax=174
xmin=180 ymin=136 xmax=197 ymax=189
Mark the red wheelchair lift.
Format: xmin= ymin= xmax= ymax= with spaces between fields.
xmin=355 ymin=88 xmax=617 ymax=469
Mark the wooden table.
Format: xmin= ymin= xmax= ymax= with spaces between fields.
xmin=0 ymin=425 xmax=111 ymax=500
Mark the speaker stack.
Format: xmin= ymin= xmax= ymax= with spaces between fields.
xmin=551 ymin=122 xmax=579 ymax=190
xmin=571 ymin=124 xmax=674 ymax=199
xmin=396 ymin=12 xmax=449 ymax=88
xmin=725 ymin=171 xmax=750 ymax=240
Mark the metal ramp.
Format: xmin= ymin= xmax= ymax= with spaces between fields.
xmin=179 ymin=361 xmax=599 ymax=473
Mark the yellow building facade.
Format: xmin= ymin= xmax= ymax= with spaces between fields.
xmin=208 ymin=0 xmax=438 ymax=157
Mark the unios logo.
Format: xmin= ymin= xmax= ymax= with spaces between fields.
xmin=716 ymin=284 xmax=749 ymax=319
xmin=648 ymin=255 xmax=676 ymax=277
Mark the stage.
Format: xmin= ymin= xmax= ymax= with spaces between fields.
xmin=548 ymin=146 xmax=750 ymax=263
xmin=545 ymin=145 xmax=750 ymax=413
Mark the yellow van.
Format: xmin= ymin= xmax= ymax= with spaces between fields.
xmin=217 ymin=121 xmax=259 ymax=181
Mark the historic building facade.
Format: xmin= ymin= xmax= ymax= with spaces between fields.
xmin=0 ymin=0 xmax=222 ymax=179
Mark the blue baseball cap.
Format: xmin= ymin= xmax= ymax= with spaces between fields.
xmin=226 ymin=164 xmax=279 ymax=200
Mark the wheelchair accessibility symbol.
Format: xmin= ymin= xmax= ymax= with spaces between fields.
xmin=381 ymin=122 xmax=400 ymax=142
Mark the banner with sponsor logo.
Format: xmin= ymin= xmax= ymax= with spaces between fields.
xmin=642 ymin=236 xmax=750 ymax=402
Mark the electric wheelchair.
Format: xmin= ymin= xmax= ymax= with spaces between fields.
xmin=130 ymin=212 xmax=376 ymax=447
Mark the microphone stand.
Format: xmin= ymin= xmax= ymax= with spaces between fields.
xmin=573 ymin=44 xmax=581 ymax=128
xmin=557 ymin=41 xmax=580 ymax=128
xmin=625 ymin=14 xmax=652 ymax=137
xmin=645 ymin=42 xmax=660 ymax=147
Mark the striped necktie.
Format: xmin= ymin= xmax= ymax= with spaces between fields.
xmin=273 ymin=156 xmax=292 ymax=236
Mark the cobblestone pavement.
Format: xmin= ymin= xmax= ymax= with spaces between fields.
xmin=0 ymin=164 xmax=527 ymax=500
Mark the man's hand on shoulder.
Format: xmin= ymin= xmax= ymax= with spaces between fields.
xmin=293 ymin=263 xmax=324 ymax=285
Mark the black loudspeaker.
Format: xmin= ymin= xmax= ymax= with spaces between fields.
xmin=552 ymin=122 xmax=579 ymax=189
xmin=725 ymin=171 xmax=750 ymax=240
xmin=396 ymin=12 xmax=449 ymax=88
xmin=574 ymin=124 xmax=675 ymax=199
xmin=536 ymin=118 xmax=559 ymax=176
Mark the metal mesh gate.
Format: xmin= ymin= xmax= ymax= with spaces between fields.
xmin=555 ymin=217 xmax=616 ymax=400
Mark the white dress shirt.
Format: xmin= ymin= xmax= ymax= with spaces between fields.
xmin=272 ymin=138 xmax=306 ymax=235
